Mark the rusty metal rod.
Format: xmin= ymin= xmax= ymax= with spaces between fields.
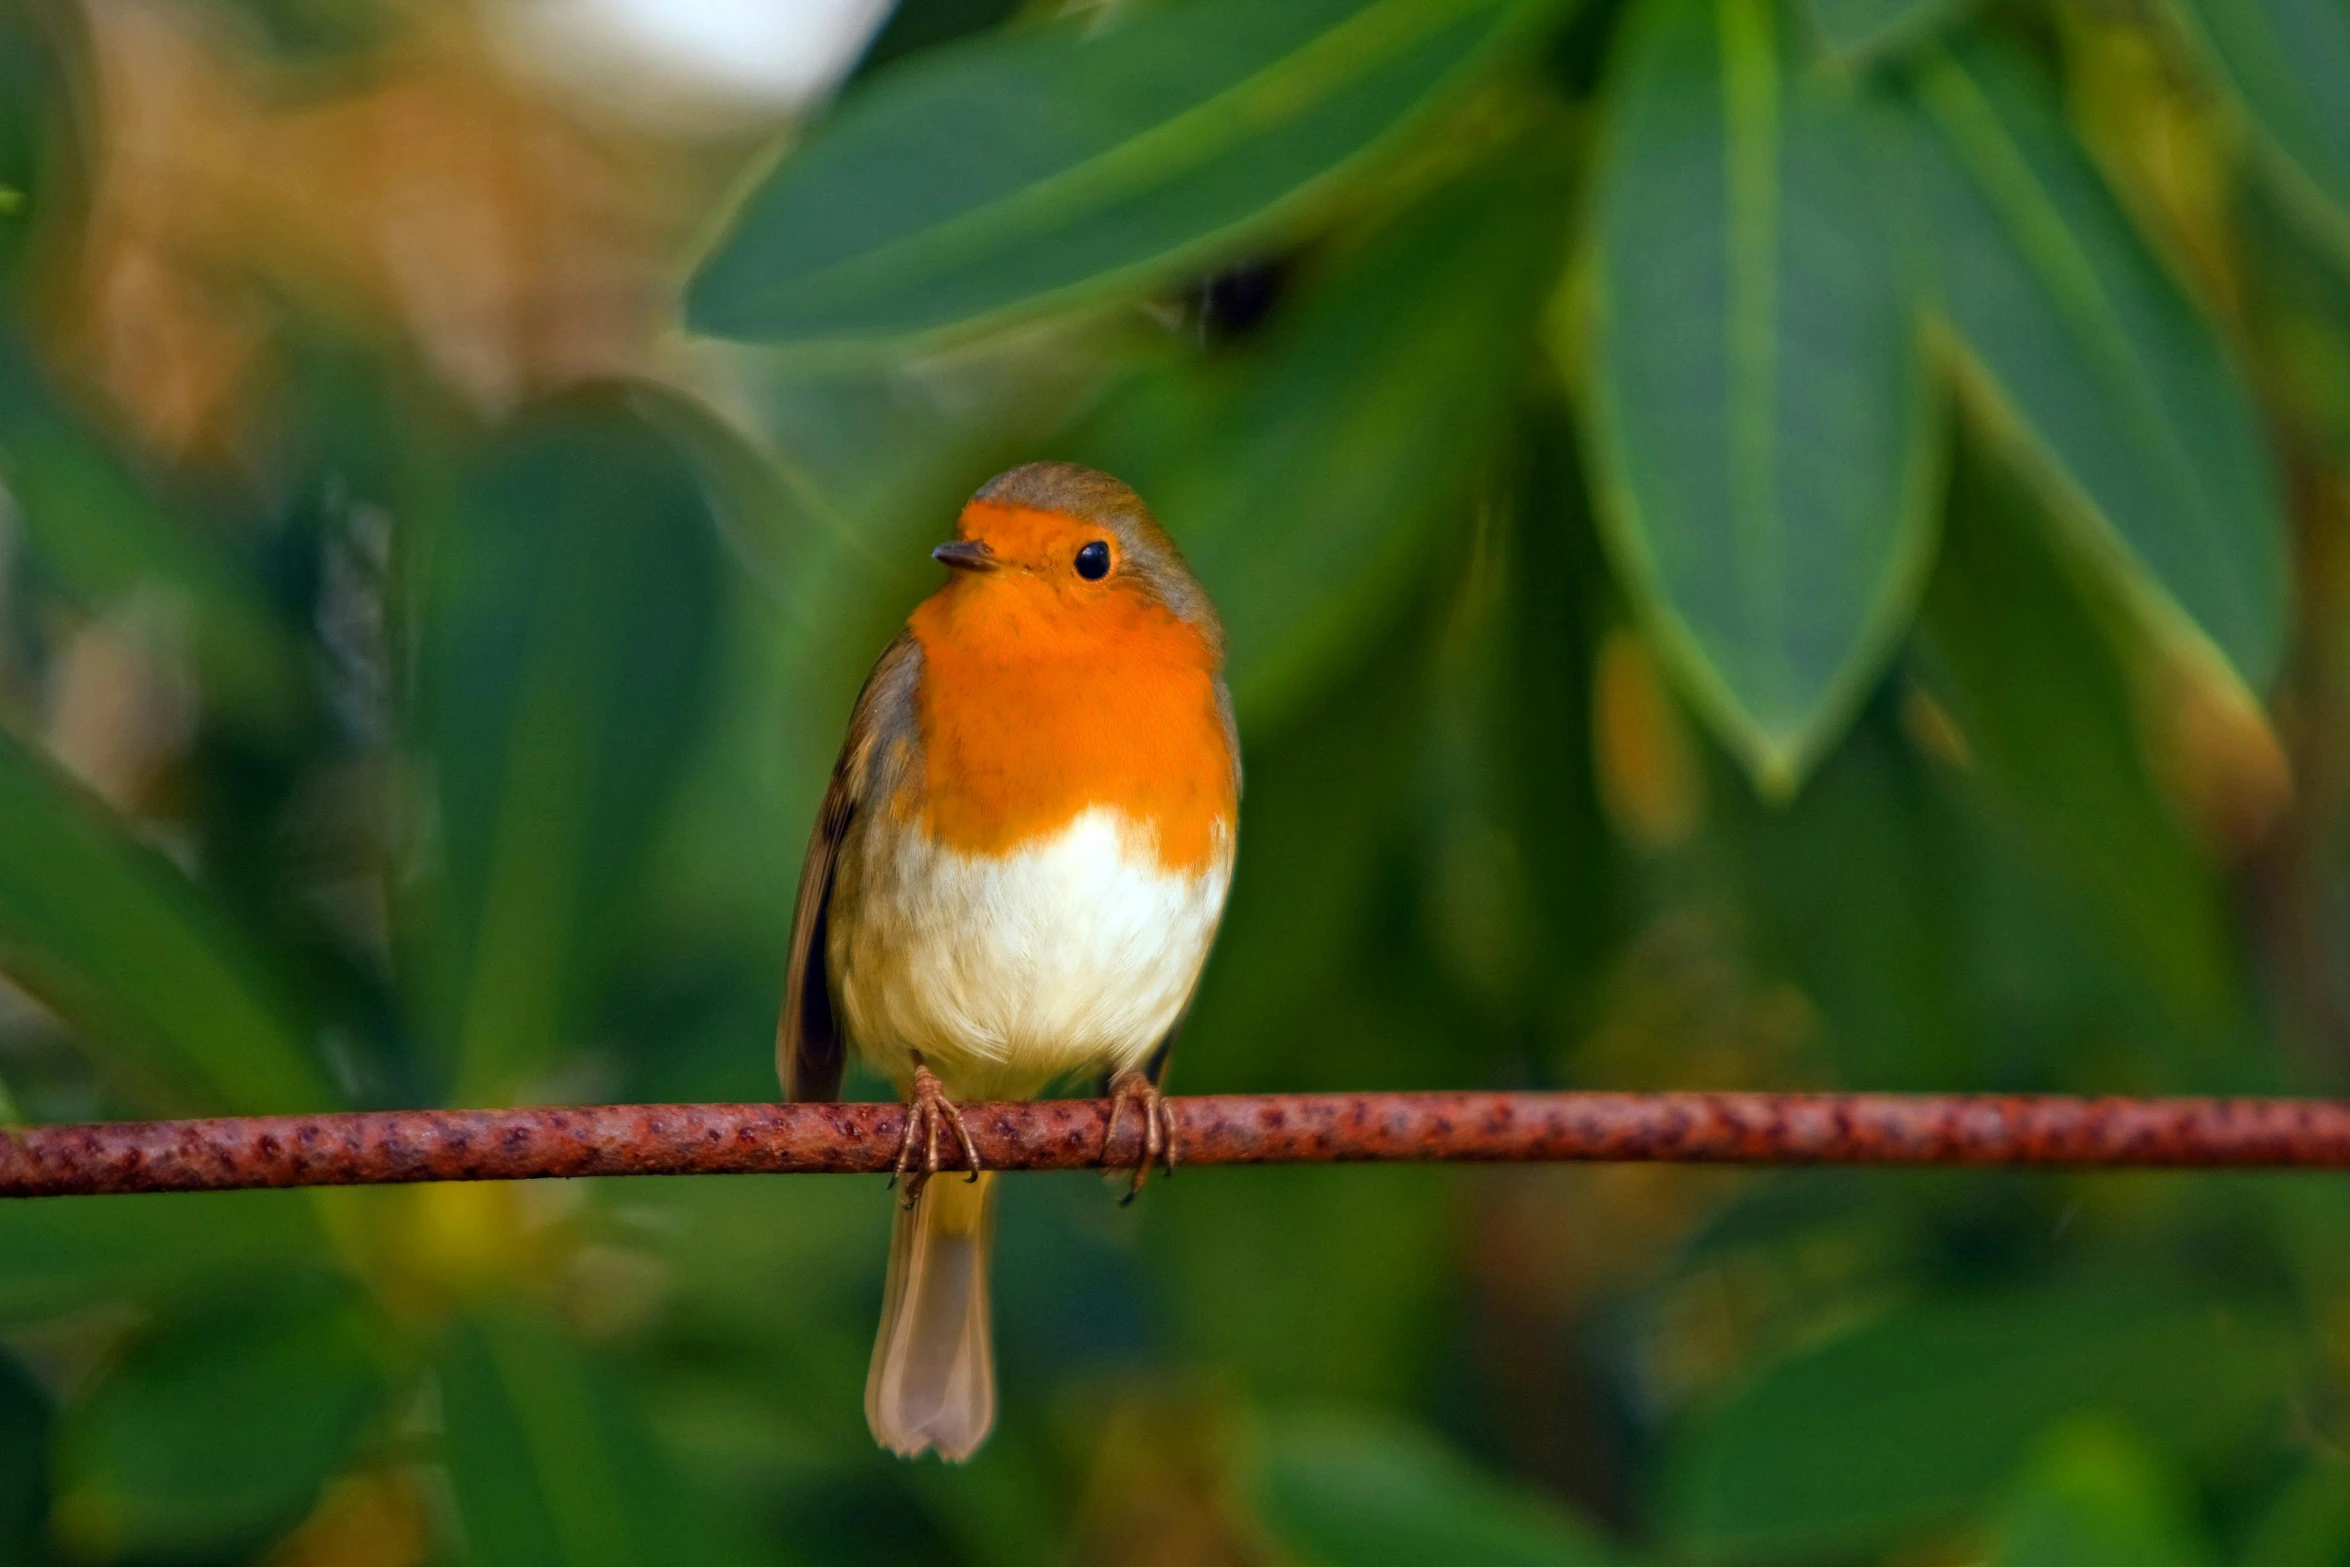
xmin=4 ymin=1093 xmax=2350 ymax=1197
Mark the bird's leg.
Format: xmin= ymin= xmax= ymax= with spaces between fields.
xmin=1103 ymin=1068 xmax=1179 ymax=1204
xmin=891 ymin=1059 xmax=981 ymax=1206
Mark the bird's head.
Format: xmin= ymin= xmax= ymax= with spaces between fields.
xmin=926 ymin=462 xmax=1223 ymax=664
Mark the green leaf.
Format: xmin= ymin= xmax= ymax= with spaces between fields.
xmin=2240 ymin=167 xmax=2350 ymax=466
xmin=0 ymin=1190 xmax=320 ymax=1322
xmin=408 ymin=384 xmax=723 ymax=1104
xmin=1584 ymin=0 xmax=1939 ymax=794
xmin=0 ymin=1351 xmax=52 ymax=1564
xmin=1899 ymin=41 xmax=2289 ymax=693
xmin=1171 ymin=595 xmax=1437 ymax=1088
xmin=2240 ymin=1460 xmax=2350 ymax=1567
xmin=1254 ymin=1409 xmax=1620 ymax=1567
xmin=1161 ymin=1166 xmax=1454 ymax=1403
xmin=1920 ymin=445 xmax=2245 ymax=1056
xmin=1078 ymin=138 xmax=1573 ymax=728
xmin=1797 ymin=0 xmax=1969 ymax=63
xmin=1665 ymin=1287 xmax=2302 ymax=1563
xmin=0 ymin=333 xmax=307 ymax=727
xmin=0 ymin=725 xmax=332 ymax=1112
xmin=0 ymin=1 xmax=83 ymax=297
xmin=853 ymin=0 xmax=1024 ymax=80
xmin=53 ymin=1271 xmax=383 ymax=1561
xmin=190 ymin=0 xmax=400 ymax=63
xmin=686 ymin=0 xmax=1555 ymax=348
xmin=1736 ymin=711 xmax=1974 ymax=1089
xmin=1992 ymin=1423 xmax=2214 ymax=1567
xmin=2168 ymin=0 xmax=2350 ymax=273
xmin=438 ymin=1308 xmax=708 ymax=1567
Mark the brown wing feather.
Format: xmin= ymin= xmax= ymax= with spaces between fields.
xmin=779 ymin=632 xmax=922 ymax=1102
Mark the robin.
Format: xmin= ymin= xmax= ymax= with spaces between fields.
xmin=778 ymin=462 xmax=1240 ymax=1462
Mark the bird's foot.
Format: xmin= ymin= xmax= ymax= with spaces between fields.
xmin=1103 ymin=1069 xmax=1178 ymax=1204
xmin=891 ymin=1063 xmax=980 ymax=1206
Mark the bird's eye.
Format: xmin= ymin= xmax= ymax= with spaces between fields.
xmin=1074 ymin=540 xmax=1111 ymax=580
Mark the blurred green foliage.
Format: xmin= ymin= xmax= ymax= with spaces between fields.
xmin=0 ymin=0 xmax=2348 ymax=1562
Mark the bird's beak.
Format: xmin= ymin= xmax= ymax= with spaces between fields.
xmin=932 ymin=538 xmax=998 ymax=572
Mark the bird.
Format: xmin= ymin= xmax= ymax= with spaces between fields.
xmin=777 ymin=461 xmax=1240 ymax=1463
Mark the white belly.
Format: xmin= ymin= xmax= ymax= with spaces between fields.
xmin=828 ymin=807 xmax=1232 ymax=1099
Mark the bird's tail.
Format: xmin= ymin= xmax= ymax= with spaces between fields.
xmin=866 ymin=1170 xmax=996 ymax=1461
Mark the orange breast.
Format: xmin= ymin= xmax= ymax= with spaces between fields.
xmin=904 ymin=582 xmax=1235 ymax=874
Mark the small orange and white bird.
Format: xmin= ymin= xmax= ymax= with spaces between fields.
xmin=778 ymin=462 xmax=1240 ymax=1462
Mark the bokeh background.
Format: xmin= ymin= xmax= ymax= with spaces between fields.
xmin=1 ymin=0 xmax=2349 ymax=1560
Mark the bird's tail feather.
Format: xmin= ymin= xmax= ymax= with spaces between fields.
xmin=866 ymin=1170 xmax=996 ymax=1461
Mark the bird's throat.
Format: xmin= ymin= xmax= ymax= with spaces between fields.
xmin=905 ymin=600 xmax=1234 ymax=874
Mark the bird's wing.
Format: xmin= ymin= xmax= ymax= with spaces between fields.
xmin=1216 ymin=674 xmax=1242 ymax=801
xmin=779 ymin=631 xmax=922 ymax=1103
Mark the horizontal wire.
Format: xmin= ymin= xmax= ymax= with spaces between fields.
xmin=3 ymin=1092 xmax=2350 ymax=1196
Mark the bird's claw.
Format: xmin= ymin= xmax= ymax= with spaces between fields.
xmin=1104 ymin=1069 xmax=1178 ymax=1204
xmin=891 ymin=1063 xmax=980 ymax=1206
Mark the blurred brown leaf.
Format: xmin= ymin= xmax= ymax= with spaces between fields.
xmin=1068 ymin=1384 xmax=1275 ymax=1567
xmin=1592 ymin=627 xmax=1704 ymax=853
xmin=264 ymin=1469 xmax=431 ymax=1567
xmin=56 ymin=0 xmax=700 ymax=462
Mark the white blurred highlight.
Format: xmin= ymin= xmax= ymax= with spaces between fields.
xmin=490 ymin=0 xmax=896 ymax=125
